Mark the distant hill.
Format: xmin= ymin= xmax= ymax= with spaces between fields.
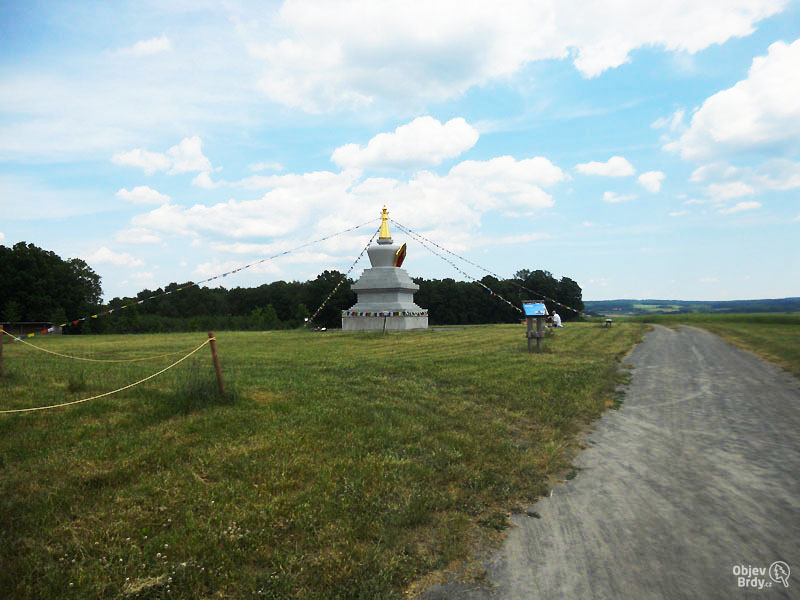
xmin=583 ymin=298 xmax=800 ymax=316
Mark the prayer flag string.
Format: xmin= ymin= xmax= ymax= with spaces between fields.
xmin=390 ymin=219 xmax=586 ymax=316
xmin=3 ymin=218 xmax=379 ymax=343
xmin=306 ymin=227 xmax=381 ymax=326
xmin=391 ymin=222 xmax=523 ymax=314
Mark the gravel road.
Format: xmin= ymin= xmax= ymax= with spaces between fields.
xmin=422 ymin=325 xmax=800 ymax=599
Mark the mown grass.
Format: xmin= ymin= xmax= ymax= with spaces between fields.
xmin=629 ymin=313 xmax=800 ymax=378
xmin=0 ymin=323 xmax=644 ymax=599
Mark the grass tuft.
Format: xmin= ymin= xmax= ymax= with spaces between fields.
xmin=165 ymin=362 xmax=237 ymax=415
xmin=477 ymin=512 xmax=511 ymax=531
xmin=67 ymin=369 xmax=88 ymax=393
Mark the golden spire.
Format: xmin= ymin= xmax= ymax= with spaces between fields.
xmin=378 ymin=205 xmax=391 ymax=239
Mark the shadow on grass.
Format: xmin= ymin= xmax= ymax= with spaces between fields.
xmin=67 ymin=369 xmax=88 ymax=394
xmin=139 ymin=362 xmax=239 ymax=420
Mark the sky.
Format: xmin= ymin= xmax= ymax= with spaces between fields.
xmin=1 ymin=1 xmax=799 ymax=303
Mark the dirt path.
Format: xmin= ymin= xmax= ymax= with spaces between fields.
xmin=422 ymin=325 xmax=800 ymax=599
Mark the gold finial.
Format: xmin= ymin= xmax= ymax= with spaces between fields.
xmin=378 ymin=205 xmax=391 ymax=239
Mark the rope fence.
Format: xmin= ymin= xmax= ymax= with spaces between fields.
xmin=0 ymin=214 xmax=584 ymax=412
xmin=0 ymin=329 xmax=203 ymax=363
xmin=0 ymin=338 xmax=214 ymax=414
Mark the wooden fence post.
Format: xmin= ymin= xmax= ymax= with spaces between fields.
xmin=207 ymin=331 xmax=226 ymax=396
xmin=526 ymin=316 xmax=533 ymax=352
xmin=0 ymin=327 xmax=4 ymax=378
xmin=537 ymin=316 xmax=544 ymax=351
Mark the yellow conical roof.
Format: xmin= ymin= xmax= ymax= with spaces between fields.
xmin=378 ymin=205 xmax=391 ymax=239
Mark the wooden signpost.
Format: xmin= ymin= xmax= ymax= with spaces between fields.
xmin=523 ymin=301 xmax=548 ymax=352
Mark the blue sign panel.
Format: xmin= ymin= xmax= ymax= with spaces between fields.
xmin=522 ymin=302 xmax=548 ymax=316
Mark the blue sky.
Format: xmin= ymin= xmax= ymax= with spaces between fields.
xmin=2 ymin=0 xmax=799 ymax=302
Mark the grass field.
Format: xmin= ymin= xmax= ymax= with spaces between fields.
xmin=0 ymin=323 xmax=645 ymax=599
xmin=631 ymin=303 xmax=680 ymax=313
xmin=631 ymin=313 xmax=800 ymax=378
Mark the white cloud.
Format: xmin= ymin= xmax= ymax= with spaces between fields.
xmin=753 ymin=159 xmax=800 ymax=191
xmin=210 ymin=244 xmax=343 ymax=266
xmin=130 ymin=271 xmax=155 ymax=280
xmin=451 ymin=155 xmax=565 ymax=188
xmin=131 ymin=155 xmax=564 ymax=244
xmin=794 ymin=214 xmax=800 ymax=222
xmin=2 ymin=2 xmax=787 ymax=165
xmin=194 ymin=259 xmax=282 ymax=279
xmin=248 ymin=161 xmax=285 ymax=172
xmin=669 ymin=38 xmax=800 ymax=160
xmin=116 ymin=186 xmax=171 ymax=204
xmin=209 ymin=239 xmax=358 ymax=259
xmin=388 ymin=155 xmax=564 ymax=217
xmin=576 ymin=156 xmax=635 ymax=176
xmin=111 ymin=149 xmax=171 ymax=175
xmin=124 ymin=272 xmax=158 ymax=291
xmin=191 ymin=171 xmax=218 ymax=189
xmin=707 ymin=181 xmax=755 ymax=201
xmin=249 ymin=0 xmax=784 ymax=111
xmin=0 ymin=232 xmax=4 ymax=242
xmin=588 ymin=278 xmax=610 ymax=287
xmin=167 ymin=136 xmax=213 ymax=174
xmin=690 ymin=162 xmax=741 ymax=183
xmin=718 ymin=201 xmax=761 ymax=214
xmin=562 ymin=1 xmax=783 ymax=77
xmin=112 ymin=136 xmax=212 ymax=175
xmin=652 ymin=109 xmax=685 ymax=132
xmin=85 ymin=247 xmax=145 ymax=267
xmin=0 ymin=29 xmax=256 ymax=162
xmin=602 ymin=191 xmax=636 ymax=203
xmin=331 ymin=116 xmax=479 ymax=169
xmin=134 ymin=170 xmax=361 ymax=239
xmin=114 ymin=228 xmax=162 ymax=244
xmin=118 ymin=35 xmax=172 ymax=57
xmin=699 ymin=277 xmax=719 ymax=283
xmin=668 ymin=210 xmax=688 ymax=217
xmin=638 ymin=171 xmax=665 ymax=192
xmin=692 ymin=160 xmax=800 ymax=196
xmin=235 ymin=174 xmax=289 ymax=190
xmin=485 ymin=232 xmax=551 ymax=245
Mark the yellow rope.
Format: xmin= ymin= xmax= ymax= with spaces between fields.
xmin=0 ymin=339 xmax=213 ymax=414
xmin=1 ymin=329 xmax=204 ymax=363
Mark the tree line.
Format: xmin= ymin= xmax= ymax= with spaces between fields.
xmin=1 ymin=242 xmax=583 ymax=333
xmin=0 ymin=242 xmax=101 ymax=327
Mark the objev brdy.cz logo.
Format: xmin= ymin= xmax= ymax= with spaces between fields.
xmin=733 ymin=562 xmax=790 ymax=589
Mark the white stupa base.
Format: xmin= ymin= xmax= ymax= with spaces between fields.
xmin=342 ymin=314 xmax=428 ymax=331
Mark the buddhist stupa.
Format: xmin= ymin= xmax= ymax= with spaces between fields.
xmin=342 ymin=207 xmax=428 ymax=331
